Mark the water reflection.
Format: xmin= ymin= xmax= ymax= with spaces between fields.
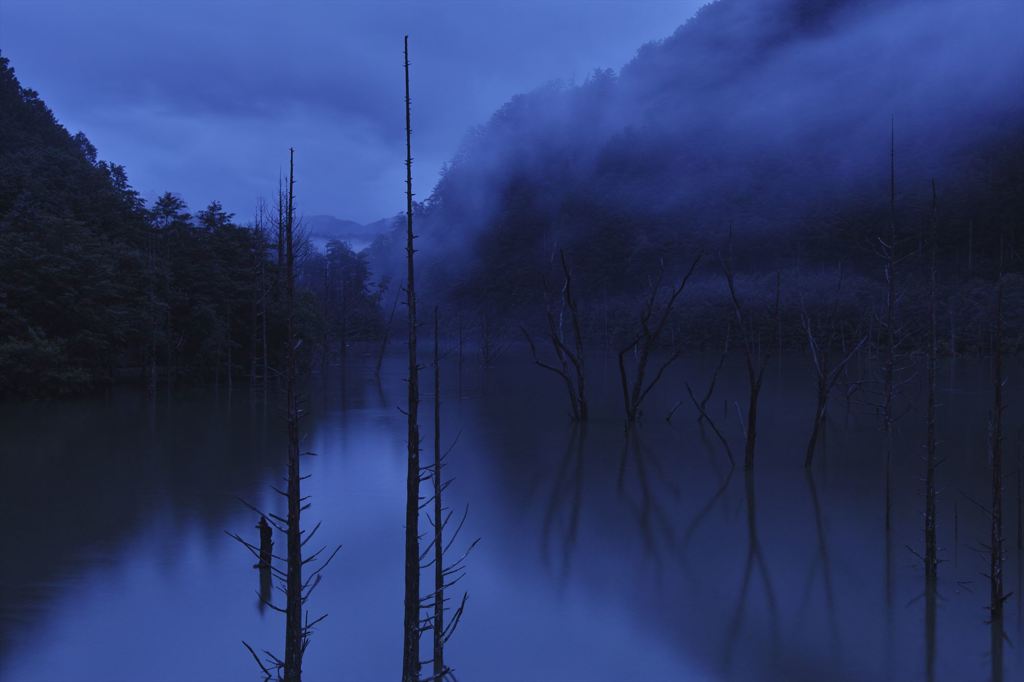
xmin=722 ymin=471 xmax=780 ymax=672
xmin=0 ymin=354 xmax=1021 ymax=681
xmin=803 ymin=471 xmax=840 ymax=659
xmin=540 ymin=425 xmax=585 ymax=586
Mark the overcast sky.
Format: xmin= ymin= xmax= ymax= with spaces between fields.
xmin=0 ymin=0 xmax=704 ymax=223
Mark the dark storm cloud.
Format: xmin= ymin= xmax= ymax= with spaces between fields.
xmin=0 ymin=0 xmax=704 ymax=223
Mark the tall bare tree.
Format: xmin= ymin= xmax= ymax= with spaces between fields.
xmin=401 ymin=35 xmax=423 ymax=682
xmin=873 ymin=118 xmax=913 ymax=530
xmin=989 ymin=233 xmax=1007 ymax=681
xmin=924 ymin=181 xmax=939 ymax=587
xmin=426 ymin=308 xmax=477 ymax=681
xmin=431 ymin=309 xmax=445 ymax=680
xmin=618 ymin=255 xmax=702 ymax=424
xmin=229 ymin=149 xmax=339 ymax=682
xmin=281 ymin=148 xmax=303 ymax=679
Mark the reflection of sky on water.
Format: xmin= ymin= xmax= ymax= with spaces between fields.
xmin=2 ymin=355 xmax=1021 ymax=681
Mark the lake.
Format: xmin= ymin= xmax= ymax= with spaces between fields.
xmin=2 ymin=350 xmax=1022 ymax=681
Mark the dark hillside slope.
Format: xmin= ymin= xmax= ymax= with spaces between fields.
xmin=384 ymin=0 xmax=1023 ymax=320
xmin=0 ymin=55 xmax=150 ymax=393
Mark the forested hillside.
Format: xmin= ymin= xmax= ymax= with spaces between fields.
xmin=376 ymin=0 xmax=1023 ymax=342
xmin=0 ymin=57 xmax=381 ymax=397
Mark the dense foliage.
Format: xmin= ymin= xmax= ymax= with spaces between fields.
xmin=0 ymin=57 xmax=381 ymax=397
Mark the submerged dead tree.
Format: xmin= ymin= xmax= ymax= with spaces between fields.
xmin=880 ymin=119 xmax=901 ymax=434
xmin=431 ymin=310 xmax=445 ymax=680
xmin=719 ymin=240 xmax=777 ymax=470
xmin=873 ymin=119 xmax=914 ymax=531
xmin=989 ymin=235 xmax=1008 ymax=680
xmin=424 ymin=308 xmax=477 ymax=681
xmin=280 ymin=148 xmax=304 ymax=681
xmin=618 ymin=254 xmax=702 ymax=425
xmin=401 ymin=35 xmax=423 ymax=682
xmin=523 ymin=250 xmax=588 ymax=421
xmin=674 ymin=327 xmax=733 ymax=466
xmin=250 ymin=198 xmax=271 ymax=402
xmin=801 ymin=268 xmax=866 ymax=469
xmin=229 ymin=149 xmax=339 ymax=682
xmin=375 ymin=279 xmax=403 ymax=379
xmin=924 ymin=182 xmax=939 ymax=587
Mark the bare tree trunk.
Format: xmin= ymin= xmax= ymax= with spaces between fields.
xmin=805 ymin=381 xmax=828 ymax=467
xmin=282 ymin=147 xmax=303 ymax=682
xmin=560 ymin=252 xmax=587 ymax=421
xmin=230 ymin=157 xmax=339 ymax=680
xmin=322 ymin=259 xmax=331 ymax=374
xmin=924 ymin=181 xmax=938 ymax=588
xmin=226 ymin=308 xmax=233 ymax=397
xmin=880 ymin=117 xmax=901 ymax=532
xmin=882 ymin=122 xmax=897 ymax=434
xmin=375 ymin=281 xmax=402 ymax=379
xmin=146 ymin=221 xmax=158 ymax=398
xmin=990 ymin=242 xmax=1006 ymax=677
xmin=261 ymin=253 xmax=269 ymax=402
xmin=804 ymin=271 xmax=866 ymax=469
xmin=968 ymin=220 xmax=974 ymax=275
xmin=277 ymin=174 xmax=285 ymax=272
xmin=401 ymin=35 xmax=422 ymax=682
xmin=432 ymin=308 xmax=444 ymax=681
xmin=250 ymin=237 xmax=258 ymax=390
xmin=457 ymin=313 xmax=464 ymax=391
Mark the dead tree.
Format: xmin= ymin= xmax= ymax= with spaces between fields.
xmin=924 ymin=182 xmax=939 ymax=587
xmin=401 ymin=36 xmax=423 ymax=682
xmin=478 ymin=312 xmax=506 ymax=368
xmin=281 ymin=147 xmax=303 ymax=681
xmin=881 ymin=118 xmax=899 ymax=434
xmin=671 ymin=328 xmax=733 ymax=466
xmin=424 ymin=308 xmax=477 ymax=681
xmin=719 ymin=241 xmax=777 ymax=470
xmin=144 ymin=209 xmax=159 ymax=398
xmin=989 ymin=235 xmax=1007 ymax=673
xmin=276 ymin=174 xmax=285 ymax=275
xmin=375 ymin=279 xmax=403 ymax=379
xmin=431 ymin=309 xmax=445 ymax=680
xmin=229 ymin=149 xmax=340 ymax=682
xmin=249 ymin=198 xmax=271 ymax=400
xmin=872 ymin=118 xmax=914 ymax=530
xmin=617 ymin=254 xmax=702 ymax=425
xmin=523 ymin=250 xmax=587 ymax=421
xmin=801 ymin=269 xmax=866 ymax=469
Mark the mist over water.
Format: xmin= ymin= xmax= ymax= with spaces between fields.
xmin=2 ymin=351 xmax=1021 ymax=681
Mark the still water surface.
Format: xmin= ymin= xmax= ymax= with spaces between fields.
xmin=1 ymin=352 xmax=1022 ymax=681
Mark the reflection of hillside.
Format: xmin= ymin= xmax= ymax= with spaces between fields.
xmin=0 ymin=388 xmax=288 ymax=648
xmin=2 ymin=354 xmax=1018 ymax=680
xmin=461 ymin=353 xmax=1016 ymax=681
